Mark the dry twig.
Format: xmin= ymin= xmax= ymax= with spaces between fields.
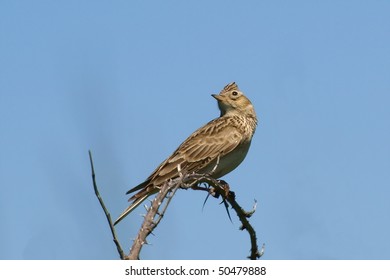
xmin=88 ymin=151 xmax=262 ymax=260
xmin=88 ymin=150 xmax=125 ymax=259
xmin=128 ymin=178 xmax=181 ymax=259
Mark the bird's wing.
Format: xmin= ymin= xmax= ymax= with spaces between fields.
xmin=146 ymin=116 xmax=244 ymax=186
xmin=118 ymin=117 xmax=242 ymax=223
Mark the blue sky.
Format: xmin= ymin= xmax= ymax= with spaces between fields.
xmin=0 ymin=1 xmax=389 ymax=260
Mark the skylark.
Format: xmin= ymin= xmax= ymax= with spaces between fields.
xmin=114 ymin=82 xmax=257 ymax=225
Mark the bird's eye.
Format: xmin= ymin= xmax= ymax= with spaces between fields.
xmin=232 ymin=91 xmax=238 ymax=96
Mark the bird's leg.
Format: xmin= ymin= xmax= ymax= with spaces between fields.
xmin=209 ymin=155 xmax=220 ymax=175
xmin=208 ymin=186 xmax=219 ymax=198
xmin=214 ymin=180 xmax=233 ymax=221
xmin=191 ymin=184 xmax=209 ymax=192
xmin=218 ymin=180 xmax=231 ymax=198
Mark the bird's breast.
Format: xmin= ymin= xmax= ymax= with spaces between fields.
xmin=207 ymin=140 xmax=252 ymax=179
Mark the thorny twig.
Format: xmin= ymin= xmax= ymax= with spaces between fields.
xmin=181 ymin=174 xmax=263 ymax=259
xmin=88 ymin=151 xmax=262 ymax=260
xmin=128 ymin=179 xmax=181 ymax=259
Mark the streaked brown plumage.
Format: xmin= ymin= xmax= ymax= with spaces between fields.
xmin=114 ymin=82 xmax=257 ymax=225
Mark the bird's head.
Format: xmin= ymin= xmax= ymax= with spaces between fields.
xmin=212 ymin=82 xmax=256 ymax=118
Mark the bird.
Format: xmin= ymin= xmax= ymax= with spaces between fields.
xmin=114 ymin=82 xmax=258 ymax=225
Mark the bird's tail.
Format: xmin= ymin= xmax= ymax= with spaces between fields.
xmin=113 ymin=194 xmax=149 ymax=225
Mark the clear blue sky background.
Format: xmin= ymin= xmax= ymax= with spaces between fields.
xmin=1 ymin=1 xmax=389 ymax=260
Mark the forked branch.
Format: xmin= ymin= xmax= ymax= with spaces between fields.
xmin=88 ymin=151 xmax=262 ymax=260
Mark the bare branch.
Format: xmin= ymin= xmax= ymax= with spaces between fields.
xmin=88 ymin=150 xmax=125 ymax=260
xmin=128 ymin=178 xmax=181 ymax=259
xmin=181 ymin=177 xmax=263 ymax=260
xmin=89 ymin=151 xmax=262 ymax=260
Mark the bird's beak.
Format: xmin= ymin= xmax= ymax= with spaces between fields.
xmin=211 ymin=94 xmax=223 ymax=101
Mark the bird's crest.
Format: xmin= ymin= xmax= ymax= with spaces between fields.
xmin=220 ymin=82 xmax=239 ymax=94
